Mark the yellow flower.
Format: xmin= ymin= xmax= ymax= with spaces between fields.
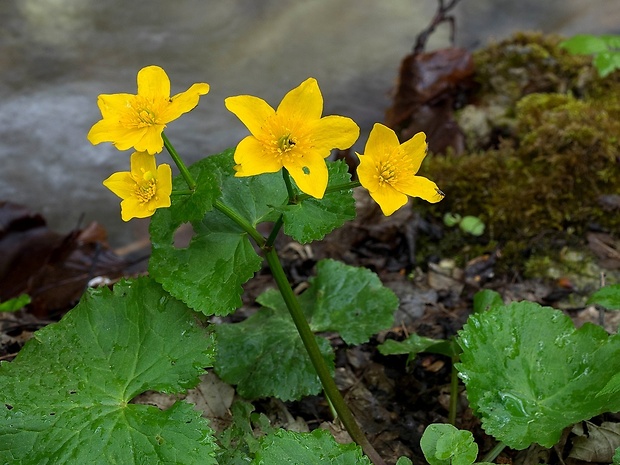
xmin=225 ymin=78 xmax=360 ymax=199
xmin=88 ymin=65 xmax=210 ymax=154
xmin=356 ymin=123 xmax=444 ymax=216
xmin=103 ymin=151 xmax=172 ymax=221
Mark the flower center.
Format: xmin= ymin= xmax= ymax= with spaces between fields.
xmin=134 ymin=170 xmax=157 ymax=203
xmin=124 ymin=95 xmax=163 ymax=128
xmin=377 ymin=158 xmax=397 ymax=186
xmin=276 ymin=133 xmax=296 ymax=153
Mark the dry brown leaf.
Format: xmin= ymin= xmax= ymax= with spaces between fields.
xmin=569 ymin=421 xmax=620 ymax=463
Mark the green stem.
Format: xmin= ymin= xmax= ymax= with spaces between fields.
xmin=481 ymin=441 xmax=506 ymax=463
xmin=263 ymin=248 xmax=386 ymax=465
xmin=163 ymin=134 xmax=265 ymax=246
xmin=163 ymin=132 xmax=196 ymax=191
xmin=264 ymin=169 xmax=295 ymax=248
xmin=265 ymin=215 xmax=284 ymax=248
xmin=170 ymin=190 xmax=194 ymax=196
xmin=215 ymin=199 xmax=265 ymax=247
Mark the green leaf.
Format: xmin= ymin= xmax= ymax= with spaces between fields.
xmin=457 ymin=301 xmax=620 ymax=449
xmin=378 ymin=334 xmax=450 ymax=365
xmin=395 ymin=457 xmax=413 ymax=465
xmin=304 ymin=259 xmax=398 ymax=345
xmin=458 ymin=216 xmax=485 ymax=236
xmin=252 ymin=428 xmax=371 ymax=465
xmin=587 ymin=284 xmax=620 ymax=309
xmin=0 ymin=277 xmax=217 ymax=465
xmin=614 ymin=446 xmax=620 ymax=465
xmin=150 ymin=150 xmax=287 ymax=315
xmin=559 ymin=34 xmax=620 ymax=77
xmin=560 ymin=35 xmax=609 ymax=54
xmin=472 ymin=289 xmax=503 ymax=313
xmin=421 ymin=424 xmax=478 ymax=465
xmin=214 ymin=259 xmax=396 ymax=399
xmin=217 ymin=400 xmax=268 ymax=465
xmin=214 ymin=302 xmax=334 ymax=401
xmin=594 ymin=51 xmax=620 ymax=77
xmin=167 ymin=153 xmax=221 ymax=223
xmin=279 ymin=160 xmax=356 ymax=244
xmin=0 ymin=294 xmax=30 ymax=311
xmin=443 ymin=212 xmax=462 ymax=227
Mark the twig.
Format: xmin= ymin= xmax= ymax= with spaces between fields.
xmin=414 ymin=0 xmax=464 ymax=54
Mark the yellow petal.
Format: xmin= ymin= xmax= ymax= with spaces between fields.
xmin=87 ymin=119 xmax=134 ymax=146
xmin=397 ymin=176 xmax=445 ymax=204
xmin=233 ymin=136 xmax=283 ymax=177
xmin=155 ymin=164 xmax=173 ymax=200
xmin=284 ymin=149 xmax=328 ymax=199
xmin=309 ymin=115 xmax=360 ymax=152
xmin=132 ymin=125 xmax=166 ymax=154
xmin=400 ymin=132 xmax=427 ymax=175
xmin=129 ymin=151 xmax=157 ymax=178
xmin=96 ymin=93 xmax=134 ymax=119
xmin=119 ymin=197 xmax=147 ymax=221
xmin=225 ymin=95 xmax=275 ymax=137
xmin=137 ymin=65 xmax=171 ymax=100
xmin=364 ymin=123 xmax=400 ymax=158
xmin=161 ymin=82 xmax=210 ymax=123
xmin=368 ymin=184 xmax=409 ymax=216
xmin=277 ymin=78 xmax=323 ymax=122
xmin=103 ymin=171 xmax=135 ymax=200
xmin=355 ymin=153 xmax=380 ymax=193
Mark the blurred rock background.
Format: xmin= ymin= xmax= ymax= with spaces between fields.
xmin=0 ymin=0 xmax=617 ymax=246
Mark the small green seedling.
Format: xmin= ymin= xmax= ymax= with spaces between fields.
xmin=560 ymin=34 xmax=620 ymax=77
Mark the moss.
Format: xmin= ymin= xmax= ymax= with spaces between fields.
xmin=418 ymin=32 xmax=620 ymax=277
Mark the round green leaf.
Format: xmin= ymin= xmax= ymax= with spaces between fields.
xmin=457 ymin=301 xmax=620 ymax=449
xmin=0 ymin=277 xmax=217 ymax=465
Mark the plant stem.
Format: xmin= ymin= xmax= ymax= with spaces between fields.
xmin=481 ymin=441 xmax=506 ymax=463
xmin=216 ymin=199 xmax=265 ymax=247
xmin=263 ymin=247 xmax=386 ymax=465
xmin=163 ymin=134 xmax=265 ymax=246
xmin=163 ymin=132 xmax=196 ymax=191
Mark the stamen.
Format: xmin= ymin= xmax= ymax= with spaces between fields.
xmin=276 ymin=134 xmax=296 ymax=153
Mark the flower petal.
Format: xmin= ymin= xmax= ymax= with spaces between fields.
xmin=397 ymin=175 xmax=445 ymax=204
xmin=129 ymin=151 xmax=157 ymax=178
xmin=233 ymin=136 xmax=282 ymax=177
xmin=161 ymin=83 xmax=210 ymax=123
xmin=364 ymin=123 xmax=400 ymax=159
xmin=137 ymin=65 xmax=171 ymax=100
xmin=95 ymin=93 xmax=134 ymax=119
xmin=355 ymin=153 xmax=380 ymax=193
xmin=284 ymin=149 xmax=328 ymax=199
xmin=368 ymin=184 xmax=409 ymax=216
xmin=155 ymin=164 xmax=173 ymax=200
xmin=400 ymin=132 xmax=427 ymax=174
xmin=310 ymin=115 xmax=360 ymax=152
xmin=103 ymin=172 xmax=135 ymax=200
xmin=119 ymin=197 xmax=146 ymax=221
xmin=132 ymin=125 xmax=166 ymax=154
xmin=277 ymin=78 xmax=323 ymax=123
xmin=225 ymin=95 xmax=275 ymax=137
xmin=87 ymin=119 xmax=135 ymax=147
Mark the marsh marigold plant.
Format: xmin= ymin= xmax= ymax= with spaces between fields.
xmin=88 ymin=65 xmax=210 ymax=154
xmin=356 ymin=123 xmax=444 ymax=216
xmin=225 ymin=78 xmax=360 ymax=199
xmin=103 ymin=151 xmax=172 ymax=221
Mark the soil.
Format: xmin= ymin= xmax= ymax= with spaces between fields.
xmin=2 ymin=29 xmax=620 ymax=465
